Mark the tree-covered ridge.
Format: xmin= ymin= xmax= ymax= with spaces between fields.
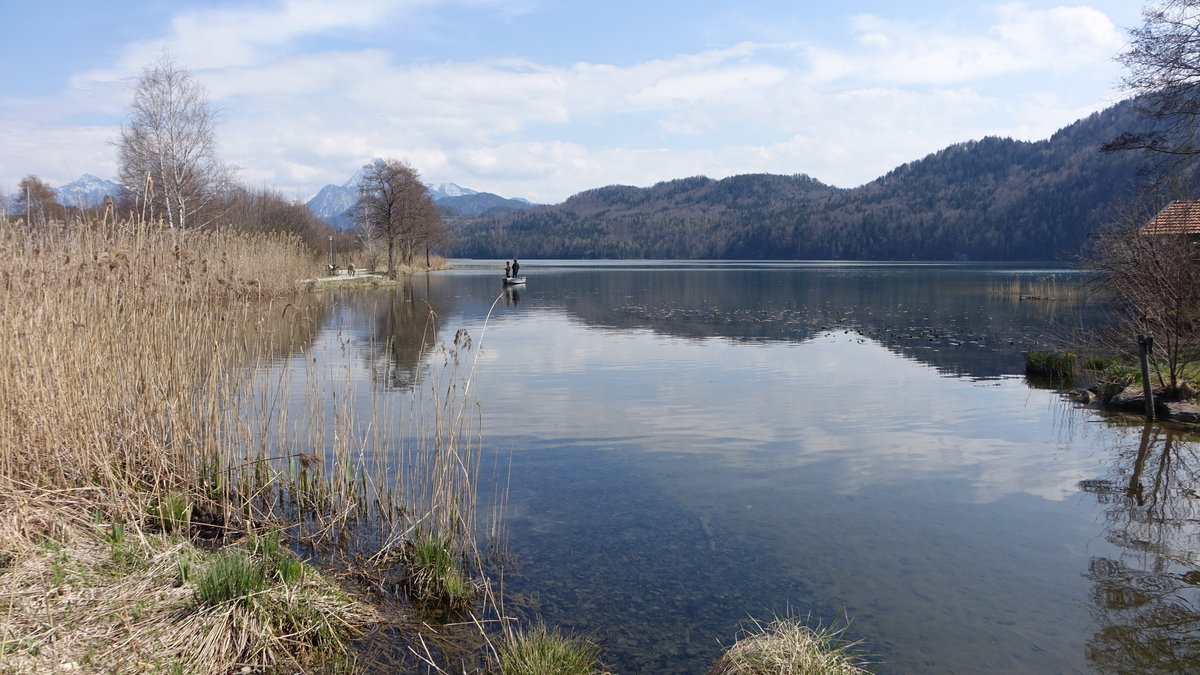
xmin=450 ymin=99 xmax=1182 ymax=260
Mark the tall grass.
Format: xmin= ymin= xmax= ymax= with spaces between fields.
xmin=0 ymin=217 xmax=403 ymax=671
xmin=0 ymin=218 xmax=313 ymax=514
xmin=0 ymin=214 xmax=506 ymax=670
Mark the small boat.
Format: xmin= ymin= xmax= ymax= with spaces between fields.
xmin=502 ymin=276 xmax=526 ymax=285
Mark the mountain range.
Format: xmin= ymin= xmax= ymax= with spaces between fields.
xmin=35 ymin=97 xmax=1185 ymax=262
xmin=448 ymin=98 xmax=1190 ymax=261
xmin=304 ymin=170 xmax=535 ymax=230
xmin=37 ymin=170 xmax=532 ymax=229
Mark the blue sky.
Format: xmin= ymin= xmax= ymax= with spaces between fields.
xmin=1 ymin=1 xmax=1144 ymax=204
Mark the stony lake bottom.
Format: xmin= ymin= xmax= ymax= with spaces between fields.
xmin=255 ymin=261 xmax=1200 ymax=674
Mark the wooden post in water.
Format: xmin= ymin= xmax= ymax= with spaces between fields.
xmin=1138 ymin=333 xmax=1156 ymax=421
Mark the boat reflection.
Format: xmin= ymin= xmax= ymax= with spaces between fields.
xmin=504 ymin=286 xmax=521 ymax=305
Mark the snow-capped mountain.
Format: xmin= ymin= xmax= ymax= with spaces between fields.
xmin=306 ymin=183 xmax=357 ymax=227
xmin=54 ymin=174 xmax=125 ymax=208
xmin=305 ymin=171 xmax=533 ymax=229
xmin=426 ymin=183 xmax=478 ymax=200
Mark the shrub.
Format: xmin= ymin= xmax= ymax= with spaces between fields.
xmin=1083 ymin=355 xmax=1118 ymax=372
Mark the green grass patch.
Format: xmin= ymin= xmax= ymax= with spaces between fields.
xmin=252 ymin=530 xmax=305 ymax=584
xmin=498 ymin=625 xmax=602 ymax=675
xmin=192 ymin=531 xmax=308 ymax=608
xmin=193 ymin=549 xmax=270 ymax=608
xmin=149 ymin=492 xmax=192 ymax=535
xmin=103 ymin=521 xmax=138 ymax=569
xmin=1024 ymin=350 xmax=1077 ymax=379
xmin=403 ymin=531 xmax=475 ymax=608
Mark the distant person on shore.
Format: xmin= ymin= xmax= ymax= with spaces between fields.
xmin=512 ymin=258 xmax=520 ymax=277
xmin=505 ymin=261 xmax=512 ymax=278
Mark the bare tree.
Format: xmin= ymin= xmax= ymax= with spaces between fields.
xmin=117 ymin=55 xmax=229 ymax=228
xmin=353 ymin=159 xmax=443 ymax=277
xmin=1085 ymin=195 xmax=1200 ymax=395
xmin=1106 ymin=0 xmax=1200 ymax=164
xmin=13 ymin=175 xmax=61 ymax=227
xmin=221 ymin=186 xmax=334 ymax=251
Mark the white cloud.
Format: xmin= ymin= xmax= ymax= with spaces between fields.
xmin=2 ymin=1 xmax=1131 ymax=203
xmin=0 ymin=122 xmax=118 ymax=190
xmin=837 ymin=4 xmax=1124 ymax=86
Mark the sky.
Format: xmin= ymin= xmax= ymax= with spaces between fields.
xmin=0 ymin=0 xmax=1146 ymax=205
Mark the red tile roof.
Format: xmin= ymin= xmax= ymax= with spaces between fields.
xmin=1144 ymin=200 xmax=1200 ymax=235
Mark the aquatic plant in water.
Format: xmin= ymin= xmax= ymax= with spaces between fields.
xmin=402 ymin=530 xmax=476 ymax=608
xmin=708 ymin=616 xmax=872 ymax=675
xmin=1024 ymin=350 xmax=1077 ymax=379
xmin=498 ymin=624 xmax=602 ymax=675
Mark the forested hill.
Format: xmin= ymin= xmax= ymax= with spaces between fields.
xmin=448 ymin=99 xmax=1185 ymax=261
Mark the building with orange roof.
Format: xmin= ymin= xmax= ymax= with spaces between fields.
xmin=1143 ymin=200 xmax=1200 ymax=236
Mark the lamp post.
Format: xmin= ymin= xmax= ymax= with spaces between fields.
xmin=328 ymin=235 xmax=334 ymax=273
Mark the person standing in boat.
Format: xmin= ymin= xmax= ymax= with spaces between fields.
xmin=505 ymin=260 xmax=512 ymax=278
xmin=512 ymin=258 xmax=520 ymax=277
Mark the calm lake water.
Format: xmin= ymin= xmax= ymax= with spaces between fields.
xmin=269 ymin=261 xmax=1200 ymax=674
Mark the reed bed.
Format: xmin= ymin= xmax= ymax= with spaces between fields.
xmin=0 ymin=217 xmax=403 ymax=671
xmin=1 ymin=214 xmax=509 ymax=671
xmin=0 ymin=218 xmax=313 ymax=507
xmin=987 ymin=274 xmax=1088 ymax=303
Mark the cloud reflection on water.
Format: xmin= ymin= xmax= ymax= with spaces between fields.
xmin=468 ymin=311 xmax=1106 ymax=505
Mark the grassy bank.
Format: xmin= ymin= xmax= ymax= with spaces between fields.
xmin=0 ymin=218 xmax=388 ymax=672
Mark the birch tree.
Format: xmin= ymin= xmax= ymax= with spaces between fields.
xmin=117 ymin=55 xmax=228 ymax=228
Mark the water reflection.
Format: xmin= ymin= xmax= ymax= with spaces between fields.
xmin=447 ymin=261 xmax=1102 ymax=380
xmin=1081 ymin=424 xmax=1200 ymax=672
xmin=326 ymin=275 xmax=462 ymax=391
xmin=367 ymin=285 xmax=442 ymax=390
xmin=253 ymin=263 xmax=1150 ymax=673
xmin=504 ymin=285 xmax=521 ymax=306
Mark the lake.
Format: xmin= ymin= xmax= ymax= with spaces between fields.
xmin=265 ymin=261 xmax=1200 ymax=673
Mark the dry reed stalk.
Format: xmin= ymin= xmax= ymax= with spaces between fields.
xmin=0 ymin=218 xmax=316 ymax=512
xmin=987 ymin=274 xmax=1087 ymax=303
xmin=2 ymin=215 xmax=505 ymax=670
